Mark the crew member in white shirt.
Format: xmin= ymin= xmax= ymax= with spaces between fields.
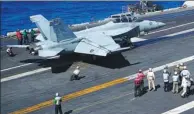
xmin=147 ymin=68 xmax=156 ymax=91
xmin=70 ymin=66 xmax=80 ymax=81
xmin=172 ymin=71 xmax=179 ymax=93
xmin=163 ymin=69 xmax=170 ymax=92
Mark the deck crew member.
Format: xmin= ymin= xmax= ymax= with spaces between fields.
xmin=187 ymin=78 xmax=192 ymax=96
xmin=147 ymin=68 xmax=156 ymax=91
xmin=181 ymin=76 xmax=188 ymax=98
xmin=164 ymin=65 xmax=171 ymax=76
xmin=172 ymin=71 xmax=179 ymax=93
xmin=180 ymin=66 xmax=190 ymax=79
xmin=53 ymin=93 xmax=63 ymax=114
xmin=174 ymin=64 xmax=180 ymax=76
xmin=23 ymin=29 xmax=29 ymax=44
xmin=180 ymin=66 xmax=191 ymax=96
xmin=137 ymin=69 xmax=145 ymax=92
xmin=179 ymin=63 xmax=185 ymax=84
xmin=70 ymin=66 xmax=80 ymax=81
xmin=30 ymin=29 xmax=36 ymax=42
xmin=134 ymin=75 xmax=142 ymax=97
xmin=6 ymin=47 xmax=14 ymax=57
xmin=179 ymin=63 xmax=185 ymax=71
xmin=163 ymin=69 xmax=170 ymax=92
xmin=16 ymin=29 xmax=23 ymax=45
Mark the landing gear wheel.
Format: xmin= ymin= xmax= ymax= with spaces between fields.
xmin=137 ymin=31 xmax=140 ymax=37
xmin=92 ymin=56 xmax=97 ymax=61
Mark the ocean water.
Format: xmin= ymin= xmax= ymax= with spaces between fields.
xmin=1 ymin=1 xmax=184 ymax=35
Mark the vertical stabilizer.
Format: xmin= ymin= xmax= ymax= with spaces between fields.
xmin=30 ymin=15 xmax=49 ymax=41
xmin=30 ymin=14 xmax=77 ymax=42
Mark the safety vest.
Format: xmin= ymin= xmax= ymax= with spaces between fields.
xmin=172 ymin=75 xmax=179 ymax=82
xmin=137 ymin=73 xmax=145 ymax=79
xmin=134 ymin=78 xmax=141 ymax=86
xmin=16 ymin=31 xmax=22 ymax=39
xmin=54 ymin=96 xmax=62 ymax=105
xmin=163 ymin=73 xmax=169 ymax=82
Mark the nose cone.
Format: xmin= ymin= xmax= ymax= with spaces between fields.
xmin=157 ymin=22 xmax=166 ymax=28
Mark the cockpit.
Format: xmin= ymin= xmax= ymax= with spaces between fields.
xmin=110 ymin=13 xmax=138 ymax=23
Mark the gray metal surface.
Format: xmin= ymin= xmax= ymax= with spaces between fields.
xmin=1 ymin=8 xmax=194 ymax=114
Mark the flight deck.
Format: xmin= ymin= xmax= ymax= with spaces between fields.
xmin=1 ymin=7 xmax=194 ymax=114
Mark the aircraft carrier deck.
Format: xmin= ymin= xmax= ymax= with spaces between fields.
xmin=1 ymin=7 xmax=194 ymax=114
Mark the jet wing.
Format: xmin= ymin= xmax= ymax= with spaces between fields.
xmin=104 ymin=27 xmax=135 ymax=36
xmin=74 ymin=32 xmax=128 ymax=56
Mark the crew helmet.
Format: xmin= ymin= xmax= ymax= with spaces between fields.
xmin=56 ymin=93 xmax=59 ymax=97
xmin=174 ymin=71 xmax=178 ymax=75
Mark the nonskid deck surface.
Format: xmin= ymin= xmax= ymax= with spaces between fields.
xmin=1 ymin=8 xmax=194 ymax=114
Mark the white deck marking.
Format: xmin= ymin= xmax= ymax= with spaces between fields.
xmin=148 ymin=21 xmax=194 ymax=35
xmin=1 ymin=54 xmax=194 ymax=83
xmin=164 ymin=28 xmax=194 ymax=37
xmin=1 ymin=21 xmax=194 ymax=73
xmin=161 ymin=101 xmax=194 ymax=114
xmin=0 ymin=56 xmax=59 ymax=72
xmin=131 ymin=28 xmax=194 ymax=43
xmin=1 ymin=67 xmax=51 ymax=82
xmin=1 ymin=63 xmax=33 ymax=72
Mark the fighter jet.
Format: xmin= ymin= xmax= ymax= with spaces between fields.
xmin=7 ymin=14 xmax=165 ymax=58
xmin=9 ymin=14 xmax=131 ymax=58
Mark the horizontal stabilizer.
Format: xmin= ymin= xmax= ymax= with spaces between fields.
xmin=35 ymin=34 xmax=45 ymax=41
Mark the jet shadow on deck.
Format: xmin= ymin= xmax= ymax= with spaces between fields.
xmin=20 ymin=53 xmax=140 ymax=73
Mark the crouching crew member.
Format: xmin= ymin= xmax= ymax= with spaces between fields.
xmin=6 ymin=47 xmax=14 ymax=57
xmin=70 ymin=66 xmax=80 ymax=81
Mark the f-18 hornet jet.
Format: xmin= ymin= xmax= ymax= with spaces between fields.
xmin=8 ymin=14 xmax=165 ymax=58
xmin=23 ymin=14 xmax=131 ymax=58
